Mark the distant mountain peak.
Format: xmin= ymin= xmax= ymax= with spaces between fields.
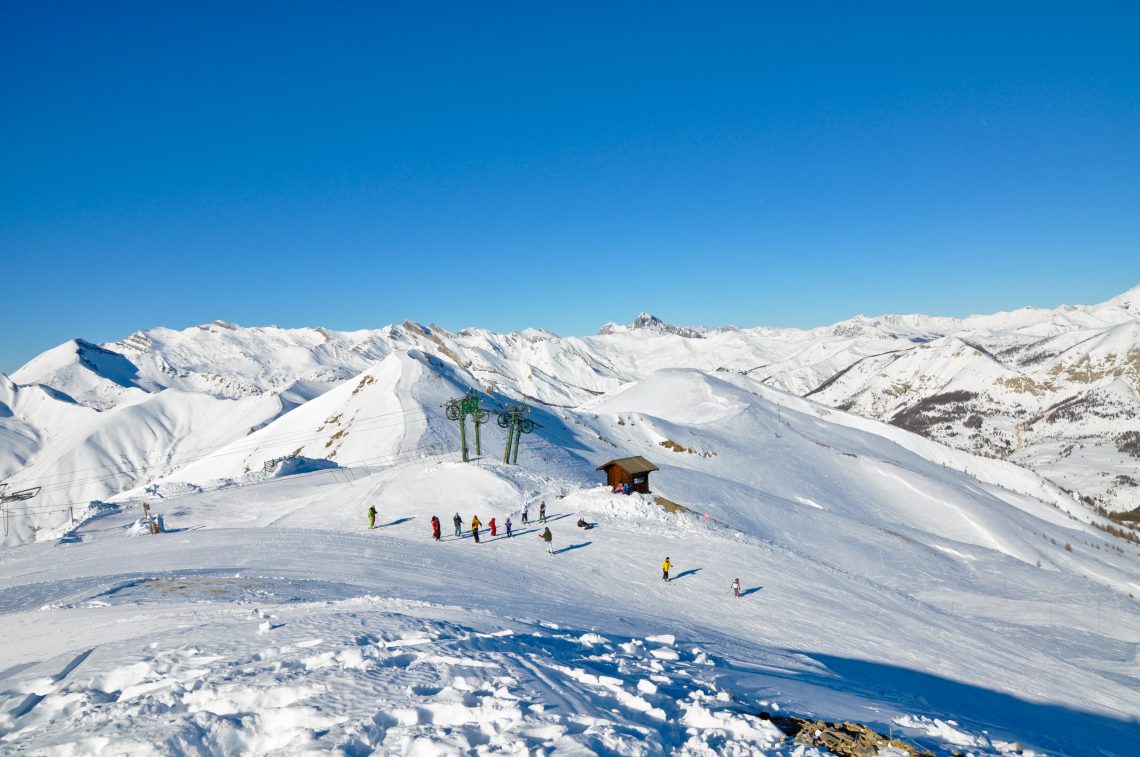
xmin=598 ymin=313 xmax=705 ymax=339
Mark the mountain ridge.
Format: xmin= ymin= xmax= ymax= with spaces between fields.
xmin=3 ymin=286 xmax=1137 ymax=530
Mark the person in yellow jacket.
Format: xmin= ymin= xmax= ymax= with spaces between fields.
xmin=471 ymin=515 xmax=482 ymax=543
xmin=662 ymin=557 xmax=673 ymax=581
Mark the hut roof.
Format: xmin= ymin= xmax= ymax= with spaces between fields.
xmin=595 ymin=456 xmax=659 ymax=475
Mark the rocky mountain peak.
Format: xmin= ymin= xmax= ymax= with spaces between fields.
xmin=598 ymin=313 xmax=705 ymax=339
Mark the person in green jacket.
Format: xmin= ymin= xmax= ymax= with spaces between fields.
xmin=368 ymin=505 xmax=377 ymax=529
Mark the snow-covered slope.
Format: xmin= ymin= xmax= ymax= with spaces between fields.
xmin=1 ymin=363 xmax=1137 ymax=754
xmin=3 ymin=286 xmax=1138 ymax=553
xmin=10 ymin=288 xmax=1138 ymax=513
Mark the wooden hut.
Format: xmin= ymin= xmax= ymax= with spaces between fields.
xmin=596 ymin=456 xmax=659 ymax=494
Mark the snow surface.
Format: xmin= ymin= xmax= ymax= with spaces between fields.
xmin=2 ymin=289 xmax=1139 ymax=754
xmin=2 ymin=358 xmax=1139 ymax=754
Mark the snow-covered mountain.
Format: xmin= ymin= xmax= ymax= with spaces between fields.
xmin=3 ymin=290 xmax=1140 ymax=752
xmin=4 ymin=286 xmax=1137 ymax=525
xmin=2 ymin=358 xmax=1138 ymax=753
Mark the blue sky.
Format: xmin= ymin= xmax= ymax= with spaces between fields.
xmin=2 ymin=2 xmax=1138 ymax=372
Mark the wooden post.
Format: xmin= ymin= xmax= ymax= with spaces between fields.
xmin=142 ymin=502 xmax=158 ymax=534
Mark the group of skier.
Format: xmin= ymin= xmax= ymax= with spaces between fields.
xmin=369 ymin=502 xmax=745 ymax=594
xmin=403 ymin=500 xmax=554 ymax=547
xmin=367 ymin=499 xmax=558 ymax=555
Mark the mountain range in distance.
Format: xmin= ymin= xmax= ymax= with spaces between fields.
xmin=1 ymin=285 xmax=1137 ymax=546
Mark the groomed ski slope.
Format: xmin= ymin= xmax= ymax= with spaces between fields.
xmin=1 ymin=367 xmax=1138 ymax=755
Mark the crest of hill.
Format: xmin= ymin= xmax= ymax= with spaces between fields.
xmin=10 ymin=339 xmax=157 ymax=410
xmin=156 ymin=350 xmax=477 ymax=486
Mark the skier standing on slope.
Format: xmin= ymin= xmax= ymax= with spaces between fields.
xmin=540 ymin=526 xmax=553 ymax=555
xmin=431 ymin=515 xmax=441 ymax=541
xmin=521 ymin=503 xmax=530 ymax=525
xmin=505 ymin=517 xmax=513 ymax=537
xmin=662 ymin=557 xmax=673 ymax=582
xmin=731 ymin=577 xmax=740 ymax=598
xmin=489 ymin=517 xmax=497 ymax=537
xmin=471 ymin=515 xmax=482 ymax=543
xmin=368 ymin=505 xmax=377 ymax=529
xmin=539 ymin=501 xmax=546 ymax=522
xmin=453 ymin=512 xmax=462 ymax=537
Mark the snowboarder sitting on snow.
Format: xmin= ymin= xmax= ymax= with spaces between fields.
xmin=577 ymin=518 xmax=593 ymax=529
xmin=540 ymin=526 xmax=553 ymax=555
xmin=662 ymin=557 xmax=673 ymax=581
xmin=623 ymin=483 xmax=632 ymax=495
xmin=431 ymin=515 xmax=441 ymax=541
xmin=471 ymin=515 xmax=482 ymax=543
xmin=368 ymin=505 xmax=377 ymax=529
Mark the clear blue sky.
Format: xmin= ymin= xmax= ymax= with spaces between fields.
xmin=2 ymin=2 xmax=1138 ymax=373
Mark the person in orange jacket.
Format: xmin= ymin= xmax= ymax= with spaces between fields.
xmin=471 ymin=515 xmax=482 ymax=543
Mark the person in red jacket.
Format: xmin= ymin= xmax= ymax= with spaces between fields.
xmin=489 ymin=517 xmax=498 ymax=537
xmin=431 ymin=515 xmax=441 ymax=541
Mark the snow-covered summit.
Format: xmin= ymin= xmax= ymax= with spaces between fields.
xmin=598 ymin=312 xmax=708 ymax=338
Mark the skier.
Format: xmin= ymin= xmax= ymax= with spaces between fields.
xmin=521 ymin=503 xmax=530 ymax=525
xmin=489 ymin=517 xmax=497 ymax=537
xmin=505 ymin=517 xmax=513 ymax=537
xmin=453 ymin=512 xmax=462 ymax=537
xmin=540 ymin=526 xmax=553 ymax=555
xmin=662 ymin=557 xmax=673 ymax=582
xmin=431 ymin=515 xmax=441 ymax=542
xmin=731 ymin=577 xmax=741 ymax=598
xmin=368 ymin=504 xmax=377 ymax=529
xmin=471 ymin=515 xmax=482 ymax=543
xmin=539 ymin=501 xmax=546 ymax=523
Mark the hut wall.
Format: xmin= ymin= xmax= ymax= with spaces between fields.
xmin=603 ymin=465 xmax=650 ymax=493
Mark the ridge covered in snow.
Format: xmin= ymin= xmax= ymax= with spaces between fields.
xmin=4 ymin=286 xmax=1138 ymax=518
